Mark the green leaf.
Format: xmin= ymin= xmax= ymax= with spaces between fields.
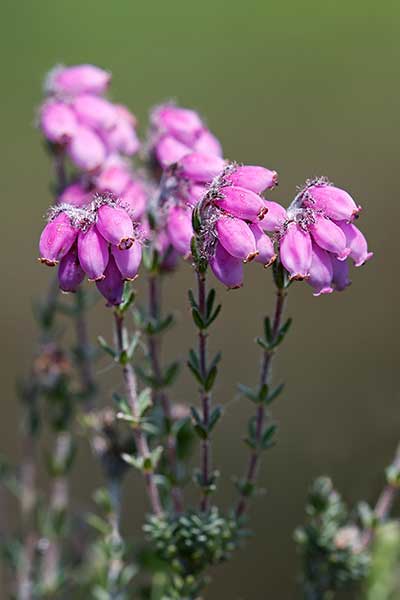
xmin=206 ymin=304 xmax=221 ymax=327
xmin=258 ymin=384 xmax=269 ymax=403
xmin=188 ymin=348 xmax=199 ymax=370
xmin=187 ymin=361 xmax=204 ymax=386
xmin=122 ymin=453 xmax=143 ymax=470
xmin=206 ymin=288 xmax=216 ymax=318
xmin=98 ymin=336 xmax=116 ymax=358
xmin=127 ymin=332 xmax=141 ymax=360
xmin=208 ymin=406 xmax=223 ymax=432
xmin=205 ymin=366 xmax=217 ymax=392
xmin=264 ymin=317 xmax=272 ymax=343
xmin=138 ymin=388 xmax=152 ymax=416
xmin=191 ymin=307 xmax=206 ymax=330
xmin=261 ymin=424 xmax=277 ymax=449
xmin=188 ymin=289 xmax=198 ymax=310
xmin=163 ymin=361 xmax=180 ymax=387
xmin=266 ymin=383 xmax=284 ymax=404
xmin=238 ymin=384 xmax=258 ymax=402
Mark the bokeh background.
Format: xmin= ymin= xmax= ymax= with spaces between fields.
xmin=0 ymin=1 xmax=399 ymax=598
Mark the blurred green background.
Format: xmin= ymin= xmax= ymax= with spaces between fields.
xmin=0 ymin=1 xmax=399 ymax=597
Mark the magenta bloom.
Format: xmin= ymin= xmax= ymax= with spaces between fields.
xmin=250 ymin=224 xmax=276 ymax=267
xmin=259 ymin=200 xmax=287 ymax=232
xmin=96 ymin=204 xmax=135 ymax=250
xmin=210 ymin=243 xmax=243 ymax=289
xmin=166 ymin=206 xmax=193 ymax=257
xmin=58 ymin=245 xmax=85 ymax=293
xmin=216 ymin=217 xmax=257 ymax=262
xmin=305 ymin=183 xmax=361 ymax=221
xmin=96 ymin=255 xmax=124 ymax=306
xmin=226 ymin=166 xmax=278 ymax=194
xmin=280 ymin=222 xmax=312 ymax=280
xmin=104 ymin=105 xmax=140 ymax=156
xmin=331 ymin=256 xmax=351 ymax=291
xmin=338 ymin=221 xmax=373 ymax=266
xmin=178 ymin=152 xmax=226 ymax=183
xmin=40 ymin=102 xmax=77 ymax=144
xmin=308 ymin=244 xmax=334 ymax=296
xmin=67 ymin=125 xmax=106 ymax=172
xmin=77 ymin=226 xmax=109 ymax=281
xmin=58 ymin=182 xmax=90 ymax=207
xmin=73 ymin=94 xmax=117 ymax=131
xmin=39 ymin=213 xmax=78 ymax=266
xmin=121 ymin=180 xmax=148 ymax=221
xmin=96 ymin=163 xmax=132 ymax=196
xmin=47 ymin=64 xmax=111 ymax=96
xmin=309 ymin=214 xmax=350 ymax=261
xmin=150 ymin=103 xmax=222 ymax=169
xmin=214 ymin=186 xmax=267 ymax=222
xmin=111 ymin=241 xmax=142 ymax=281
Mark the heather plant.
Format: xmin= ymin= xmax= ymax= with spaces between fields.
xmin=0 ymin=63 xmax=397 ymax=600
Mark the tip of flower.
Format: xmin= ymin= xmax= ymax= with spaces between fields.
xmin=124 ymin=274 xmax=139 ymax=282
xmin=354 ymin=252 xmax=374 ymax=267
xmin=263 ymin=255 xmax=277 ymax=269
xmin=336 ymin=248 xmax=351 ymax=261
xmin=313 ymin=286 xmax=334 ymax=297
xmin=88 ymin=274 xmax=106 ymax=282
xmin=118 ymin=238 xmax=134 ymax=250
xmin=271 ymin=171 xmax=279 ymax=187
xmin=38 ymin=257 xmax=58 ymax=267
xmin=60 ymin=289 xmax=76 ymax=294
xmin=244 ymin=251 xmax=259 ymax=263
xmin=226 ymin=284 xmax=243 ymax=290
xmin=289 ymin=272 xmax=310 ymax=281
xmin=257 ymin=206 xmax=268 ymax=220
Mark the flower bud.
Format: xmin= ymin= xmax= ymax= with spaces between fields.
xmin=216 ymin=217 xmax=257 ymax=262
xmin=72 ymin=93 xmax=117 ymax=131
xmin=58 ymin=182 xmax=90 ymax=207
xmin=338 ymin=221 xmax=373 ymax=267
xmin=40 ymin=102 xmax=77 ymax=144
xmin=259 ymin=200 xmax=287 ymax=232
xmin=249 ymin=224 xmax=276 ymax=267
xmin=155 ymin=135 xmax=190 ymax=168
xmin=308 ymin=184 xmax=361 ymax=221
xmin=166 ymin=206 xmax=193 ymax=257
xmin=121 ymin=181 xmax=148 ymax=221
xmin=193 ymin=129 xmax=223 ymax=157
xmin=111 ymin=240 xmax=142 ymax=280
xmin=178 ymin=152 xmax=225 ymax=183
xmin=104 ymin=105 xmax=139 ymax=156
xmin=77 ymin=226 xmax=110 ymax=281
xmin=67 ymin=125 xmax=106 ymax=171
xmin=214 ymin=186 xmax=267 ymax=221
xmin=152 ymin=106 xmax=203 ymax=145
xmin=47 ymin=64 xmax=111 ymax=95
xmin=279 ymin=222 xmax=312 ymax=280
xmin=210 ymin=243 xmax=243 ymax=289
xmin=96 ymin=255 xmax=124 ymax=305
xmin=331 ymin=256 xmax=351 ymax=291
xmin=96 ymin=204 xmax=134 ymax=250
xmin=58 ymin=245 xmax=85 ymax=292
xmin=39 ymin=213 xmax=78 ymax=266
xmin=96 ymin=164 xmax=131 ymax=195
xmin=307 ymin=244 xmax=334 ymax=296
xmin=226 ymin=166 xmax=278 ymax=193
xmin=309 ymin=215 xmax=350 ymax=260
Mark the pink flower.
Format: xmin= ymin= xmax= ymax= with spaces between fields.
xmin=280 ymin=222 xmax=312 ymax=280
xmin=331 ymin=256 xmax=351 ymax=291
xmin=249 ymin=224 xmax=276 ymax=267
xmin=77 ymin=226 xmax=109 ymax=281
xmin=309 ymin=214 xmax=350 ymax=261
xmin=307 ymin=244 xmax=334 ymax=296
xmin=210 ymin=243 xmax=243 ymax=289
xmin=58 ymin=245 xmax=85 ymax=293
xmin=259 ymin=200 xmax=287 ymax=232
xmin=96 ymin=163 xmax=132 ymax=196
xmin=103 ymin=105 xmax=140 ymax=156
xmin=96 ymin=255 xmax=125 ymax=306
xmin=152 ymin=105 xmax=203 ymax=146
xmin=215 ymin=217 xmax=257 ymax=262
xmin=111 ymin=241 xmax=142 ymax=280
xmin=193 ymin=129 xmax=222 ymax=156
xmin=96 ymin=204 xmax=135 ymax=250
xmin=178 ymin=152 xmax=226 ymax=183
xmin=305 ymin=182 xmax=361 ymax=222
xmin=47 ymin=64 xmax=111 ymax=96
xmin=72 ymin=94 xmax=117 ymax=131
xmin=58 ymin=182 xmax=91 ymax=207
xmin=337 ymin=221 xmax=373 ymax=266
xmin=225 ymin=166 xmax=278 ymax=194
xmin=40 ymin=101 xmax=77 ymax=144
xmin=155 ymin=136 xmax=191 ymax=169
xmin=121 ymin=181 xmax=148 ymax=221
xmin=67 ymin=125 xmax=106 ymax=172
xmin=213 ymin=185 xmax=267 ymax=222
xmin=166 ymin=206 xmax=193 ymax=257
xmin=39 ymin=213 xmax=78 ymax=266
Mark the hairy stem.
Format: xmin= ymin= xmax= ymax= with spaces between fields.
xmin=236 ymin=286 xmax=287 ymax=518
xmin=147 ymin=275 xmax=183 ymax=513
xmin=197 ymin=271 xmax=212 ymax=513
xmin=114 ymin=311 xmax=162 ymax=516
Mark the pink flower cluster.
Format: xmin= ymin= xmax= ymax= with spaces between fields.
xmin=39 ymin=195 xmax=142 ymax=305
xmin=263 ymin=178 xmax=373 ymax=295
xmin=149 ymin=104 xmax=222 ymax=169
xmin=40 ymin=64 xmax=139 ymax=171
